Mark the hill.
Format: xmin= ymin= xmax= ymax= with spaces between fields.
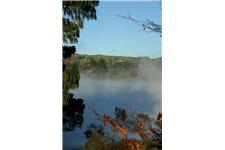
xmin=70 ymin=54 xmax=161 ymax=79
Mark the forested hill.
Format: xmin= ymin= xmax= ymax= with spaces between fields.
xmin=70 ymin=54 xmax=162 ymax=79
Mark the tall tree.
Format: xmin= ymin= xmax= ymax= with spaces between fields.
xmin=62 ymin=1 xmax=99 ymax=132
xmin=62 ymin=1 xmax=99 ymax=105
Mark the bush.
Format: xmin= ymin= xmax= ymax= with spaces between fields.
xmin=84 ymin=107 xmax=162 ymax=150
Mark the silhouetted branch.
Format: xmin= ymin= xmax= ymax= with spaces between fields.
xmin=117 ymin=15 xmax=161 ymax=36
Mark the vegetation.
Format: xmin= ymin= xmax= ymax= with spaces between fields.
xmin=62 ymin=2 xmax=162 ymax=150
xmin=62 ymin=1 xmax=99 ymax=105
xmin=62 ymin=1 xmax=99 ymax=132
xmin=63 ymin=94 xmax=85 ymax=132
xmin=63 ymin=1 xmax=99 ymax=44
xmin=63 ymin=63 xmax=80 ymax=106
xmin=84 ymin=107 xmax=162 ymax=150
xmin=71 ymin=54 xmax=161 ymax=79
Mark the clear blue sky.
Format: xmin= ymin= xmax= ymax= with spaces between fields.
xmin=76 ymin=1 xmax=162 ymax=58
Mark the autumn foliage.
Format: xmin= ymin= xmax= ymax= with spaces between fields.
xmin=93 ymin=109 xmax=127 ymax=139
xmin=84 ymin=107 xmax=162 ymax=150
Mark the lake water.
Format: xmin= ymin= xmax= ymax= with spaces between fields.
xmin=63 ymin=75 xmax=161 ymax=150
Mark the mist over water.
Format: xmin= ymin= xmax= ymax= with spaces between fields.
xmin=64 ymin=58 xmax=161 ymax=149
xmin=73 ymin=74 xmax=161 ymax=116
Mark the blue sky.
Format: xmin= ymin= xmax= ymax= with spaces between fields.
xmin=76 ymin=1 xmax=161 ymax=58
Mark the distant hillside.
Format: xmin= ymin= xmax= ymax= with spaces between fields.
xmin=70 ymin=54 xmax=161 ymax=79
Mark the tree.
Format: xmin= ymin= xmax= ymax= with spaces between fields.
xmin=97 ymin=58 xmax=108 ymax=73
xmin=62 ymin=1 xmax=99 ymax=132
xmin=63 ymin=1 xmax=99 ymax=44
xmin=62 ymin=1 xmax=99 ymax=105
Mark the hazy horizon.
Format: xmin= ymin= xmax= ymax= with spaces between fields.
xmin=76 ymin=52 xmax=162 ymax=59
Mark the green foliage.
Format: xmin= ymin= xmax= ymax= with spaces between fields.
xmin=143 ymin=140 xmax=161 ymax=150
xmin=89 ymin=57 xmax=97 ymax=66
xmin=63 ymin=89 xmax=70 ymax=106
xmin=98 ymin=58 xmax=107 ymax=68
xmin=63 ymin=1 xmax=99 ymax=44
xmin=62 ymin=1 xmax=99 ymax=106
xmin=97 ymin=58 xmax=108 ymax=73
xmin=71 ymin=54 xmax=161 ymax=79
xmin=63 ymin=64 xmax=80 ymax=89
xmin=113 ymin=139 xmax=133 ymax=150
xmin=63 ymin=64 xmax=80 ymax=105
xmin=84 ymin=133 xmax=110 ymax=150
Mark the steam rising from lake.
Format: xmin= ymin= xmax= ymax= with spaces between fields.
xmin=65 ymin=58 xmax=161 ymax=149
xmin=71 ymin=58 xmax=162 ymax=116
xmin=72 ymin=75 xmax=161 ymax=116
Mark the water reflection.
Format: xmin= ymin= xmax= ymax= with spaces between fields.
xmin=63 ymin=94 xmax=85 ymax=132
xmin=72 ymin=76 xmax=161 ymax=116
xmin=63 ymin=75 xmax=161 ymax=149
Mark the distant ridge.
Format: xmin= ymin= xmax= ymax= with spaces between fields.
xmin=75 ymin=53 xmax=162 ymax=60
xmin=70 ymin=53 xmax=161 ymax=79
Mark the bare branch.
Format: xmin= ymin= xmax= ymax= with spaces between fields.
xmin=117 ymin=15 xmax=161 ymax=36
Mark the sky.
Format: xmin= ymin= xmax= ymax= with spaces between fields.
xmin=76 ymin=1 xmax=162 ymax=58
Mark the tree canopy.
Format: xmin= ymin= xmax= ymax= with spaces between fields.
xmin=62 ymin=1 xmax=99 ymax=106
xmin=63 ymin=1 xmax=99 ymax=132
xmin=63 ymin=1 xmax=99 ymax=44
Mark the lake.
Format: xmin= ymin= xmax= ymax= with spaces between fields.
xmin=63 ymin=74 xmax=161 ymax=150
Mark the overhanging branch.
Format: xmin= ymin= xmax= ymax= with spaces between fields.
xmin=117 ymin=15 xmax=162 ymax=36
